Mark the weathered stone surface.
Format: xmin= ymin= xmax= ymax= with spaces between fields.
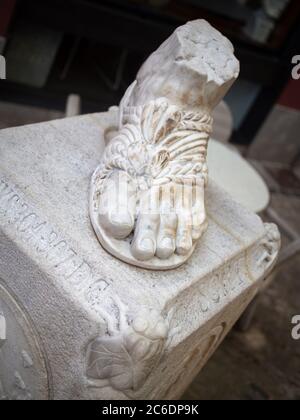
xmin=0 ymin=113 xmax=280 ymax=400
xmin=124 ymin=19 xmax=240 ymax=113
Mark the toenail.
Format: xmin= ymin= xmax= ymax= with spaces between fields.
xmin=140 ymin=238 xmax=155 ymax=252
xmin=177 ymin=239 xmax=192 ymax=255
xmin=156 ymin=237 xmax=175 ymax=260
xmin=161 ymin=237 xmax=174 ymax=250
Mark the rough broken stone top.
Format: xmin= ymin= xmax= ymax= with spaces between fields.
xmin=90 ymin=19 xmax=240 ymax=270
xmin=128 ymin=19 xmax=240 ymax=113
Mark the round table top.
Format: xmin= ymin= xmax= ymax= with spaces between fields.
xmin=207 ymin=139 xmax=270 ymax=214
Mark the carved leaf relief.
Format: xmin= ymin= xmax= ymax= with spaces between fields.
xmin=86 ymin=302 xmax=169 ymax=393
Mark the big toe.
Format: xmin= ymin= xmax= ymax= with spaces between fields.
xmin=104 ymin=211 xmax=135 ymax=240
xmin=98 ymin=170 xmax=137 ymax=240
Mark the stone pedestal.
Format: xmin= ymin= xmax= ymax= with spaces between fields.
xmin=0 ymin=112 xmax=280 ymax=400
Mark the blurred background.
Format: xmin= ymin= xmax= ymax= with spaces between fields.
xmin=0 ymin=0 xmax=300 ymax=400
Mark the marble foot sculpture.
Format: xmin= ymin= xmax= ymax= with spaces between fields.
xmin=90 ymin=20 xmax=240 ymax=269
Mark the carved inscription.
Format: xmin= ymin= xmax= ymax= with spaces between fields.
xmin=247 ymin=223 xmax=281 ymax=283
xmin=195 ymin=256 xmax=248 ymax=316
xmin=0 ymin=178 xmax=112 ymax=309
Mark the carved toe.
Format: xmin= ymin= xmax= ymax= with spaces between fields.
xmin=100 ymin=211 xmax=135 ymax=240
xmin=156 ymin=237 xmax=176 ymax=260
xmin=176 ymin=235 xmax=193 ymax=256
xmin=132 ymin=237 xmax=156 ymax=261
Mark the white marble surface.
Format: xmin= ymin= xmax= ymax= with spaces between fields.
xmin=0 ymin=113 xmax=280 ymax=400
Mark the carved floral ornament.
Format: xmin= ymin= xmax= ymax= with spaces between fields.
xmin=252 ymin=222 xmax=281 ymax=282
xmin=259 ymin=223 xmax=281 ymax=271
xmin=86 ymin=298 xmax=169 ymax=395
